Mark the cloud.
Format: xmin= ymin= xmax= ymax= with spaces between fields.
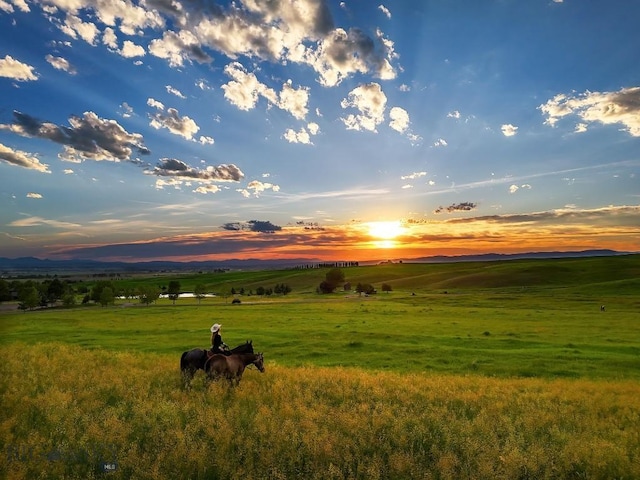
xmin=434 ymin=202 xmax=478 ymax=214
xmin=45 ymin=54 xmax=76 ymax=74
xmin=147 ymin=97 xmax=164 ymax=110
xmin=433 ymin=138 xmax=448 ymax=147
xmin=102 ymin=27 xmax=118 ymax=49
xmin=120 ymin=40 xmax=145 ymax=58
xmin=149 ymin=106 xmax=200 ymax=141
xmin=166 ymin=85 xmax=186 ymax=99
xmin=221 ymin=63 xmax=309 ymax=119
xmin=283 ymin=123 xmax=319 ymax=144
xmin=0 ymin=0 xmax=29 ymax=13
xmin=58 ymin=14 xmax=100 ymax=45
xmin=341 ymin=82 xmax=387 ymax=132
xmin=304 ymin=27 xmax=397 ymax=86
xmin=447 ymin=110 xmax=461 ymax=119
xmin=510 ymin=184 xmax=532 ymax=194
xmin=8 ymin=216 xmax=80 ymax=229
xmin=501 ymin=124 xmax=518 ymax=137
xmin=0 ymin=142 xmax=50 ymax=173
xmin=539 ymin=86 xmax=640 ymax=136
xmin=389 ymin=106 xmax=409 ymax=133
xmin=198 ymin=135 xmax=214 ymax=145
xmin=401 ymin=171 xmax=426 ymax=180
xmin=378 ymin=5 xmax=391 ymax=19
xmin=149 ymin=30 xmax=212 ymax=68
xmin=120 ymin=102 xmax=134 ymax=118
xmin=0 ymin=110 xmax=149 ymax=163
xmin=26 ymin=192 xmax=43 ymax=199
xmin=0 ymin=55 xmax=38 ymax=81
xmin=222 ymin=220 xmax=282 ymax=233
xmin=145 ymin=158 xmax=244 ymax=185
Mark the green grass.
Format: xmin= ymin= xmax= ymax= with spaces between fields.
xmin=2 ymin=256 xmax=640 ymax=479
xmin=1 ymin=280 xmax=638 ymax=379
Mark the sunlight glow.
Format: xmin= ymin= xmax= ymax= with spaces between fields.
xmin=367 ymin=221 xmax=406 ymax=240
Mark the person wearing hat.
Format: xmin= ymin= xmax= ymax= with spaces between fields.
xmin=210 ymin=323 xmax=230 ymax=355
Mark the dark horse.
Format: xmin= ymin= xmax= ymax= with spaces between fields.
xmin=180 ymin=341 xmax=253 ymax=385
xmin=206 ymin=352 xmax=265 ymax=386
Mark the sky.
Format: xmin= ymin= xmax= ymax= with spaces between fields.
xmin=1 ymin=0 xmax=639 ymax=263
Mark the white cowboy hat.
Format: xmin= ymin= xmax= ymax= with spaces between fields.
xmin=210 ymin=323 xmax=221 ymax=333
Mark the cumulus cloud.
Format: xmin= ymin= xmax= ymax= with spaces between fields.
xmin=501 ymin=124 xmax=518 ymax=137
xmin=447 ymin=110 xmax=461 ymax=119
xmin=389 ymin=106 xmax=409 ymax=133
xmin=0 ymin=142 xmax=50 ymax=172
xmin=149 ymin=29 xmax=212 ymax=67
xmin=26 ymin=192 xmax=43 ymax=199
xmin=378 ymin=5 xmax=391 ymax=19
xmin=0 ymin=110 xmax=149 ymax=163
xmin=222 ymin=63 xmax=309 ymax=119
xmin=283 ymin=123 xmax=319 ymax=144
xmin=149 ymin=105 xmax=200 ymax=141
xmin=166 ymin=85 xmax=186 ymax=99
xmin=0 ymin=0 xmax=29 ymax=13
xmin=510 ymin=184 xmax=532 ymax=194
xmin=45 ymin=54 xmax=76 ymax=74
xmin=434 ymin=202 xmax=478 ymax=214
xmin=401 ymin=171 xmax=426 ymax=180
xmin=539 ymin=86 xmax=640 ymax=137
xmin=58 ymin=14 xmax=100 ymax=45
xmin=148 ymin=158 xmax=244 ymax=189
xmin=0 ymin=55 xmax=38 ymax=81
xmin=120 ymin=40 xmax=145 ymax=58
xmin=341 ymin=83 xmax=387 ymax=132
xmin=222 ymin=220 xmax=282 ymax=233
xmin=433 ymin=138 xmax=448 ymax=147
xmin=198 ymin=135 xmax=214 ymax=145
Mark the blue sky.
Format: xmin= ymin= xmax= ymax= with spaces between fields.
xmin=1 ymin=0 xmax=639 ymax=262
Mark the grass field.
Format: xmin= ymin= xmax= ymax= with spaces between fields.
xmin=1 ymin=256 xmax=639 ymax=478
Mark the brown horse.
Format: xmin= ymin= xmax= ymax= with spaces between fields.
xmin=206 ymin=353 xmax=265 ymax=386
xmin=180 ymin=341 xmax=253 ymax=386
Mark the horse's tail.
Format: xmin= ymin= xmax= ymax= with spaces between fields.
xmin=180 ymin=351 xmax=188 ymax=371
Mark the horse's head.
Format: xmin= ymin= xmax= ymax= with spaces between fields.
xmin=253 ymin=353 xmax=265 ymax=373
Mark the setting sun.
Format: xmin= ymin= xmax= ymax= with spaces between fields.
xmin=367 ymin=221 xmax=406 ymax=240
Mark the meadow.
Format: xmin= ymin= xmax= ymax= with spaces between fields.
xmin=1 ymin=256 xmax=639 ymax=478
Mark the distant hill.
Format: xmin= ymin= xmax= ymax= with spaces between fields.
xmin=0 ymin=249 xmax=633 ymax=276
xmin=404 ymin=249 xmax=630 ymax=263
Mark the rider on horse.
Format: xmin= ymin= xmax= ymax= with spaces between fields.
xmin=210 ymin=323 xmax=231 ymax=355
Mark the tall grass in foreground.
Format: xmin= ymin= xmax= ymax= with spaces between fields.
xmin=2 ymin=344 xmax=639 ymax=480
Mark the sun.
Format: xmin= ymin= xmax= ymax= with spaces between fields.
xmin=367 ymin=221 xmax=406 ymax=240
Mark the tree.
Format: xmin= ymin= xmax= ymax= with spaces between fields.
xmin=99 ymin=287 xmax=115 ymax=307
xmin=18 ymin=284 xmax=40 ymax=312
xmin=356 ymin=283 xmax=376 ymax=296
xmin=194 ymin=283 xmax=207 ymax=304
xmin=138 ymin=286 xmax=160 ymax=306
xmin=167 ymin=280 xmax=181 ymax=305
xmin=318 ymin=268 xmax=345 ymax=294
xmin=91 ymin=281 xmax=116 ymax=304
xmin=0 ymin=279 xmax=11 ymax=303
xmin=381 ymin=283 xmax=392 ymax=293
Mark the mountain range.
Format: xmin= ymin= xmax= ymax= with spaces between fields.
xmin=0 ymin=250 xmax=633 ymax=276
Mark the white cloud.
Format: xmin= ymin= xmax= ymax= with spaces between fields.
xmin=120 ymin=40 xmax=145 ymax=58
xmin=198 ymin=135 xmax=214 ymax=145
xmin=26 ymin=192 xmax=43 ymax=199
xmin=433 ymin=138 xmax=448 ymax=147
xmin=149 ymin=107 xmax=200 ymax=141
xmin=166 ymin=85 xmax=186 ymax=99
xmin=0 ymin=142 xmax=50 ymax=172
xmin=401 ymin=171 xmax=426 ymax=180
xmin=501 ymin=124 xmax=518 ymax=137
xmin=59 ymin=14 xmax=99 ymax=45
xmin=45 ymin=54 xmax=76 ymax=74
xmin=340 ymin=83 xmax=387 ymax=132
xmin=539 ymin=86 xmax=640 ymax=137
xmin=102 ymin=27 xmax=118 ymax=49
xmin=447 ymin=110 xmax=461 ymax=119
xmin=0 ymin=55 xmax=38 ymax=81
xmin=389 ymin=106 xmax=409 ymax=133
xmin=378 ymin=5 xmax=391 ymax=19
xmin=147 ymin=97 xmax=165 ymax=110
